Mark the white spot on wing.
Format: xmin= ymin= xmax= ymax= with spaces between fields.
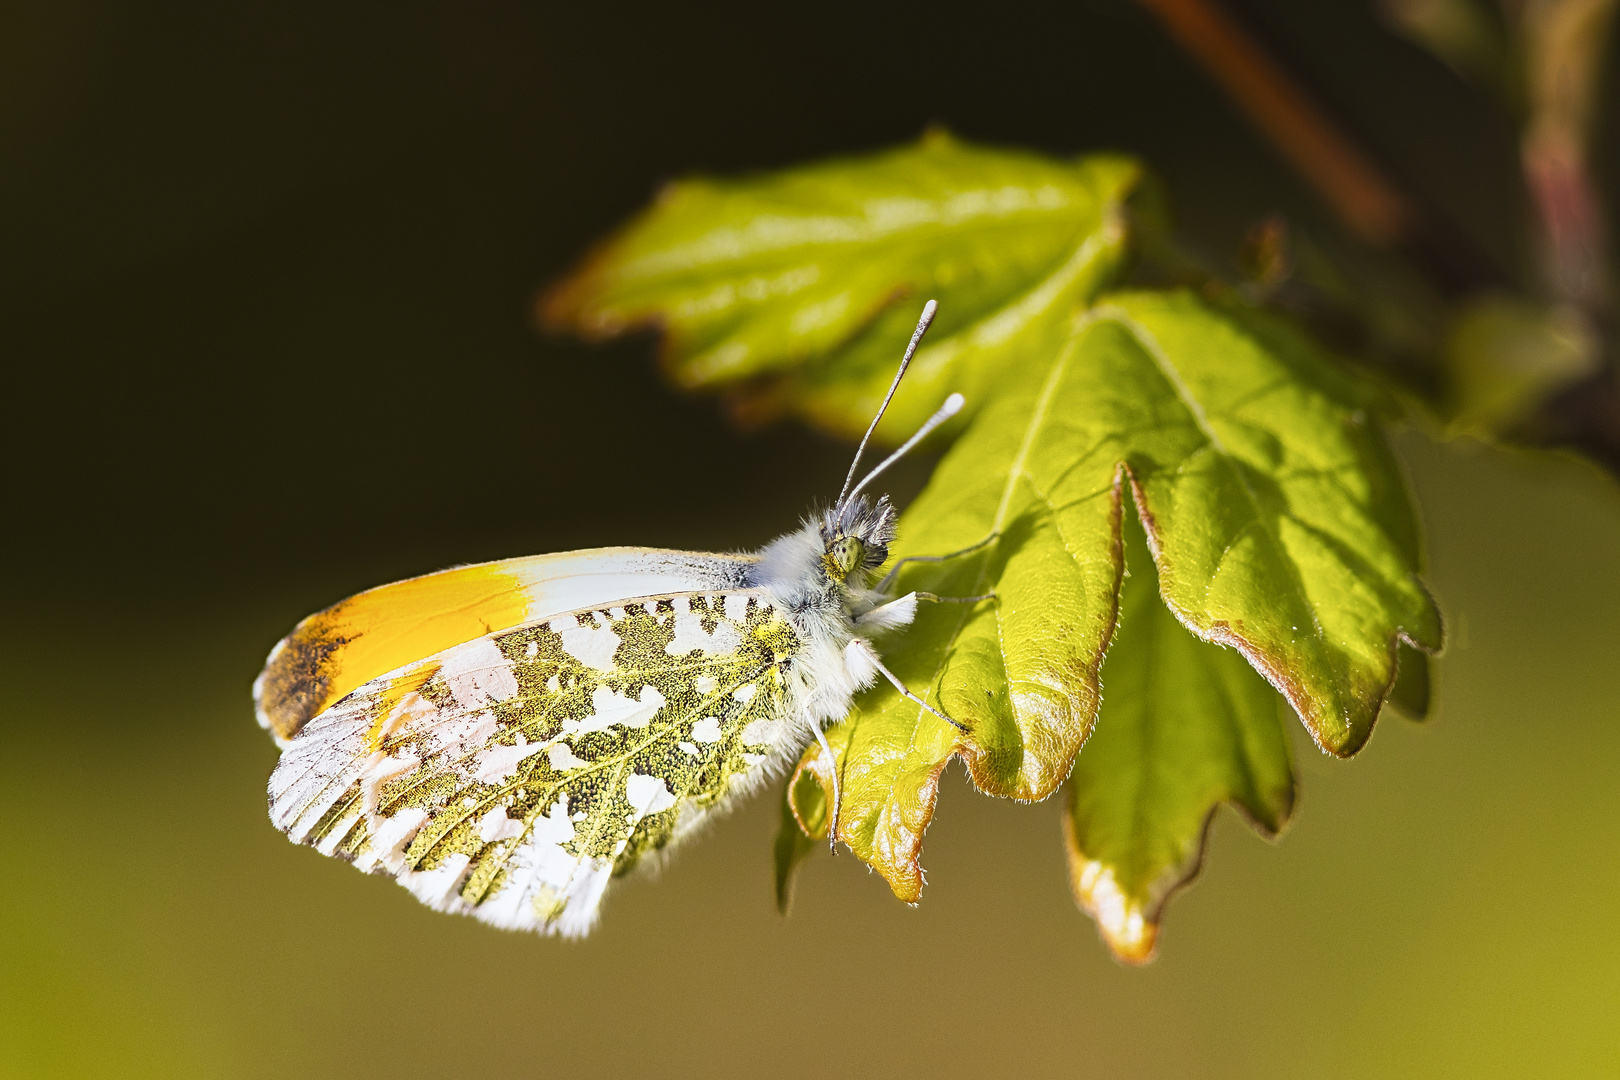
xmin=373 ymin=689 xmax=435 ymax=743
xmin=724 ymin=593 xmax=749 ymax=623
xmin=732 ymin=683 xmax=757 ymax=703
xmin=551 ymin=613 xmax=620 ymax=672
xmin=689 ymin=717 xmax=722 ymax=743
xmin=359 ymin=750 xmax=419 ymax=815
xmin=478 ymin=805 xmax=527 ymax=843
xmin=532 ymin=795 xmax=576 ymax=846
xmin=547 ymin=743 xmax=590 ymax=770
xmin=625 ymin=773 xmax=678 ymax=817
xmin=316 ymin=811 xmax=362 ymax=857
xmin=563 ymin=685 xmax=666 ymax=737
xmin=677 ymin=741 xmax=699 ymax=756
xmin=473 ymin=734 xmax=547 ymax=784
xmin=441 ymin=637 xmax=520 ymax=709
xmin=430 ymin=711 xmax=498 ymax=755
xmin=361 ymin=806 xmax=428 ymax=872
xmin=401 ymin=852 xmax=473 ymax=910
xmin=693 ymin=675 xmax=718 ymax=696
xmin=552 ymin=861 xmax=613 ymax=937
xmin=666 ymin=607 xmax=742 ymax=657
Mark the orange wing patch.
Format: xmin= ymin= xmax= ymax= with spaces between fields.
xmin=254 ymin=549 xmax=756 ymax=741
xmin=255 ymin=562 xmax=529 ymax=742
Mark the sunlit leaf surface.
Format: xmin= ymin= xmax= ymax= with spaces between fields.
xmin=549 ymin=141 xmax=1441 ymax=960
xmin=790 ymin=292 xmax=1438 ymax=906
xmin=1061 ymin=507 xmax=1293 ymax=963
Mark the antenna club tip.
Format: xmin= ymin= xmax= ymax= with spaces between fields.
xmin=922 ymin=299 xmax=938 ymax=315
xmin=942 ymin=392 xmax=965 ymax=414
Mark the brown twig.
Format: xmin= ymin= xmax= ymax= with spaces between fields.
xmin=1136 ymin=0 xmax=1620 ymax=472
xmin=1133 ymin=0 xmax=1503 ymax=296
xmin=1135 ymin=0 xmax=1414 ymax=247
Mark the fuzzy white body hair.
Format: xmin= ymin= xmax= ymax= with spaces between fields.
xmin=747 ymin=517 xmax=913 ymax=749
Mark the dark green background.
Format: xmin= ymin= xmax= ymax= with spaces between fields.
xmin=3 ymin=2 xmax=1617 ymax=1076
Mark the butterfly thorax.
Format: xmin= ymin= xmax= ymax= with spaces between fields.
xmin=748 ymin=496 xmax=896 ymax=614
xmin=745 ymin=495 xmax=901 ymax=728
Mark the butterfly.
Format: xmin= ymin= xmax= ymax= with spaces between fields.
xmin=255 ymin=300 xmax=983 ymax=937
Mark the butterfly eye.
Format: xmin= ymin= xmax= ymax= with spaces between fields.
xmin=826 ymin=536 xmax=864 ymax=580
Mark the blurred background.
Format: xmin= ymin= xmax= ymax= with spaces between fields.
xmin=2 ymin=1 xmax=1618 ymax=1076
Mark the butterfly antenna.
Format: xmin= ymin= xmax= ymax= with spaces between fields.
xmin=836 ymin=299 xmax=938 ymax=510
xmin=844 ymin=392 xmax=964 ymax=506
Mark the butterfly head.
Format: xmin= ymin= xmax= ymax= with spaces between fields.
xmin=819 ymin=495 xmax=898 ymax=585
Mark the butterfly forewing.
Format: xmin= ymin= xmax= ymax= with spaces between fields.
xmin=254 ymin=548 xmax=756 ymax=742
xmin=269 ymin=589 xmax=802 ymax=936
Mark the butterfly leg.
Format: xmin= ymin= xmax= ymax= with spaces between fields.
xmin=857 ymin=591 xmax=993 ymax=634
xmin=874 ymin=530 xmax=999 ymax=594
xmin=811 ymin=722 xmax=842 ymax=854
xmin=850 ymin=639 xmax=971 ymax=734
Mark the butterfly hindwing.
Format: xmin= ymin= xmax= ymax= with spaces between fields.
xmin=269 ymin=589 xmax=802 ymax=936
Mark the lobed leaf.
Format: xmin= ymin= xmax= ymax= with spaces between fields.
xmin=792 ymin=290 xmax=1440 ymax=901
xmin=546 ymin=143 xmax=1442 ymax=956
xmin=1061 ymin=506 xmax=1294 ymax=964
xmin=541 ymin=131 xmax=1140 ymax=441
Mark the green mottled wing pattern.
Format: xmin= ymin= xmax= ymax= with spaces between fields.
xmin=269 ymin=591 xmax=801 ymax=936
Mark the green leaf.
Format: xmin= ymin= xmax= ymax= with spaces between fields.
xmin=1061 ymin=505 xmax=1294 ymax=964
xmin=1441 ymin=295 xmax=1598 ymax=436
xmin=547 ymin=143 xmax=1443 ymax=954
xmin=1104 ymin=293 xmax=1443 ymax=751
xmin=541 ymin=130 xmax=1140 ymax=441
xmin=796 ymin=289 xmax=1440 ymax=901
xmin=773 ymin=770 xmax=826 ymax=915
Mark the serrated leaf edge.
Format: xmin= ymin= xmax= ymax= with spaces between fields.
xmin=1092 ymin=301 xmax=1443 ymax=757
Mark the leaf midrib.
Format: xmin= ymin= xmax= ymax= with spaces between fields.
xmin=617 ymin=204 xmax=1104 ymax=281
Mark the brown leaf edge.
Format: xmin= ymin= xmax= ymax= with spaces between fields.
xmin=1061 ymin=735 xmax=1298 ymax=965
xmin=782 ymin=469 xmax=1128 ymax=903
xmin=1126 ymin=467 xmax=1440 ymax=758
xmin=778 ymin=443 xmax=1433 ymax=917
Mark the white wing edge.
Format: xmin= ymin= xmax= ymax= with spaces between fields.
xmin=253 ymin=546 xmax=759 ymax=735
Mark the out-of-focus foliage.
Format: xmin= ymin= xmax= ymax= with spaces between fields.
xmin=548 ymin=136 xmax=1441 ymax=961
xmin=1442 ymin=295 xmax=1599 ymax=432
xmin=543 ymin=130 xmax=1140 ymax=441
xmin=1378 ymin=0 xmax=1619 ymax=458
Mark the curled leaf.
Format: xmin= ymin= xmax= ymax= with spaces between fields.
xmin=1062 ymin=507 xmax=1294 ymax=964
xmin=773 ymin=770 xmax=826 ymax=915
xmin=794 ymin=290 xmax=1438 ymax=900
xmin=548 ymin=142 xmax=1442 ymax=955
